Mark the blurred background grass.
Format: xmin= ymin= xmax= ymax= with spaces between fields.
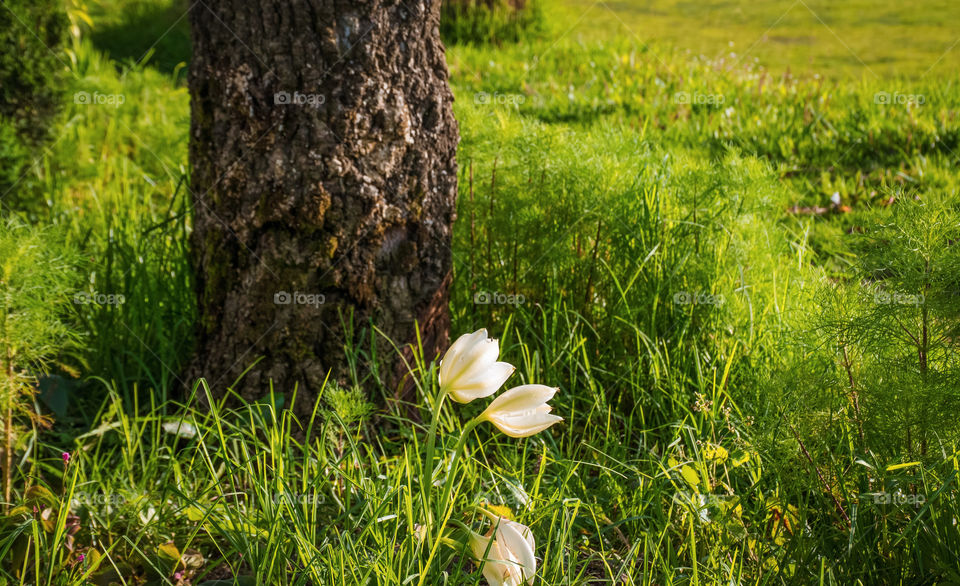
xmin=556 ymin=0 xmax=960 ymax=78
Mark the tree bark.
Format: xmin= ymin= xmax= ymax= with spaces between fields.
xmin=186 ymin=0 xmax=458 ymax=416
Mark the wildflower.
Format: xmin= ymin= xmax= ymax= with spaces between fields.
xmin=439 ymin=328 xmax=515 ymax=403
xmin=468 ymin=517 xmax=536 ymax=586
xmin=62 ymin=452 xmax=70 ymax=465
xmin=478 ymin=385 xmax=562 ymax=438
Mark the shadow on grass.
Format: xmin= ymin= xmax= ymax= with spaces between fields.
xmin=90 ymin=0 xmax=191 ymax=78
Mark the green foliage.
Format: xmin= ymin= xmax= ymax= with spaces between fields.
xmin=0 ymin=0 xmax=66 ymax=146
xmin=0 ymin=217 xmax=79 ymax=511
xmin=88 ymin=0 xmax=191 ymax=77
xmin=449 ymin=40 xmax=960 ymax=208
xmin=441 ymin=0 xmax=546 ymax=45
xmin=0 ymin=0 xmax=67 ymax=202
xmin=48 ymin=36 xmax=193 ymax=403
xmin=323 ymin=382 xmax=374 ymax=425
xmin=0 ymin=219 xmax=79 ymax=370
xmin=451 ymin=104 xmax=801 ymax=428
xmin=787 ymin=194 xmax=960 ymax=459
xmin=0 ymin=125 xmax=27 ymax=198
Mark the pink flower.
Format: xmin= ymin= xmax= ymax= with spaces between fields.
xmin=78 ymin=553 xmax=85 ymax=562
xmin=62 ymin=452 xmax=70 ymax=465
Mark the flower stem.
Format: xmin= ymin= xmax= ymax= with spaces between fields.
xmin=437 ymin=416 xmax=482 ymax=526
xmin=423 ymin=388 xmax=447 ymax=547
xmin=447 ymin=518 xmax=475 ymax=535
xmin=438 ymin=536 xmax=464 ymax=550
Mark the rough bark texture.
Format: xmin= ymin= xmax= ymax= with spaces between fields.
xmin=186 ymin=0 xmax=458 ymax=416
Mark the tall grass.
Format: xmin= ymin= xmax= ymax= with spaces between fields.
xmin=441 ymin=0 xmax=547 ymax=46
xmin=48 ymin=37 xmax=191 ymax=409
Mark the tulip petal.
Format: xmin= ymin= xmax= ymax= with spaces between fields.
xmin=439 ymin=328 xmax=487 ymax=386
xmin=472 ymin=532 xmax=511 ymax=586
xmin=483 ymin=564 xmax=507 ymax=586
xmin=481 ymin=386 xmax=563 ymax=437
xmin=469 ymin=520 xmax=538 ymax=586
xmin=490 ymin=413 xmax=564 ymax=438
xmin=498 ymin=521 xmax=536 ymax=584
xmin=519 ymin=522 xmax=535 ymax=554
xmin=447 ymin=361 xmax=516 ymax=403
xmin=496 ymin=518 xmax=535 ymax=554
xmin=469 ymin=532 xmax=494 ymax=562
xmin=452 ymin=338 xmax=500 ymax=382
xmin=483 ymin=385 xmax=557 ymax=416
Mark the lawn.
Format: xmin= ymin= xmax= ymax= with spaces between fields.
xmin=556 ymin=0 xmax=960 ymax=78
xmin=1 ymin=0 xmax=959 ymax=584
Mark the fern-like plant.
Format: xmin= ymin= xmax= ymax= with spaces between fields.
xmin=0 ymin=218 xmax=78 ymax=509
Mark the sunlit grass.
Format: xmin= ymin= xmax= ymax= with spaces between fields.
xmin=0 ymin=1 xmax=959 ymax=583
xmin=555 ymin=0 xmax=960 ymax=79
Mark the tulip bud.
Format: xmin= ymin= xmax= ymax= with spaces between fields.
xmin=478 ymin=385 xmax=563 ymax=438
xmin=439 ymin=329 xmax=515 ymax=404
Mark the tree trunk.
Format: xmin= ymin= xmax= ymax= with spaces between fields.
xmin=186 ymin=0 xmax=458 ymax=416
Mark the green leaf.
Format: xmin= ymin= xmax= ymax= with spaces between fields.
xmin=885 ymin=462 xmax=920 ymax=472
xmin=157 ymin=542 xmax=181 ymax=563
xmin=24 ymin=485 xmax=58 ymax=508
xmin=681 ymin=465 xmax=700 ymax=488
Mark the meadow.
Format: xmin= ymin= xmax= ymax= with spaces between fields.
xmin=1 ymin=0 xmax=959 ymax=584
xmin=555 ymin=0 xmax=960 ymax=78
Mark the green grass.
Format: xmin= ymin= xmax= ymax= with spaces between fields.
xmin=556 ymin=0 xmax=960 ymax=79
xmin=1 ymin=0 xmax=959 ymax=583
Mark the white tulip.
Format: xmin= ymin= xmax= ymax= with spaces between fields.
xmin=469 ymin=517 xmax=536 ymax=586
xmin=439 ymin=328 xmax=515 ymax=404
xmin=478 ymin=385 xmax=562 ymax=438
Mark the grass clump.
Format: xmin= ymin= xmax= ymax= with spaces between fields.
xmin=441 ymin=0 xmax=547 ymax=46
